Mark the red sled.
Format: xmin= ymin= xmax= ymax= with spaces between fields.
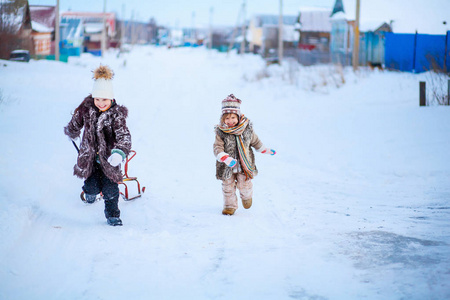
xmin=80 ymin=150 xmax=145 ymax=202
xmin=118 ymin=150 xmax=145 ymax=200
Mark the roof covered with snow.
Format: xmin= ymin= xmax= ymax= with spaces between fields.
xmin=298 ymin=7 xmax=332 ymax=32
xmin=359 ymin=20 xmax=389 ymax=33
xmin=84 ymin=23 xmax=103 ymax=34
xmin=29 ymin=5 xmax=56 ymax=29
xmin=0 ymin=4 xmax=27 ymax=34
xmin=253 ymin=15 xmax=298 ymax=27
xmin=31 ymin=20 xmax=52 ymax=33
xmin=330 ymin=0 xmax=450 ymax=34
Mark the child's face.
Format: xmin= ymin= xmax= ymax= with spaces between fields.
xmin=224 ymin=114 xmax=239 ymax=127
xmin=94 ymin=97 xmax=112 ymax=111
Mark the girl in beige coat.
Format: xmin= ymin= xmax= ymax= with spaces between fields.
xmin=213 ymin=94 xmax=276 ymax=215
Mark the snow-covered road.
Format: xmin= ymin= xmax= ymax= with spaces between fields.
xmin=0 ymin=46 xmax=449 ymax=299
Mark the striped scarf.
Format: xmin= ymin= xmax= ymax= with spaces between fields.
xmin=218 ymin=115 xmax=256 ymax=179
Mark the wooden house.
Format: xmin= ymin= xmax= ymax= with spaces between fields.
xmin=30 ymin=5 xmax=55 ymax=56
xmin=359 ymin=22 xmax=392 ymax=67
xmin=294 ymin=7 xmax=332 ymax=65
xmin=31 ymin=21 xmax=52 ymax=55
xmin=0 ymin=0 xmax=33 ymax=59
xmin=60 ymin=11 xmax=116 ymax=56
xmin=297 ymin=7 xmax=331 ymax=52
xmin=329 ymin=0 xmax=355 ymax=66
xmin=248 ymin=14 xmax=298 ymax=57
xmin=59 ymin=16 xmax=84 ymax=56
xmin=330 ymin=0 xmax=392 ymax=66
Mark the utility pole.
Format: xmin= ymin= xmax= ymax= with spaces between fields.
xmin=444 ymin=22 xmax=448 ymax=73
xmin=352 ymin=0 xmax=360 ymax=71
xmin=191 ymin=11 xmax=195 ymax=42
xmin=130 ymin=10 xmax=135 ymax=45
xmin=120 ymin=4 xmax=125 ymax=51
xmin=101 ymin=0 xmax=107 ymax=57
xmin=209 ymin=7 xmax=213 ymax=49
xmin=135 ymin=12 xmax=140 ymax=44
xmin=278 ymin=0 xmax=283 ymax=64
xmin=55 ymin=0 xmax=60 ymax=61
xmin=227 ymin=4 xmax=242 ymax=55
xmin=240 ymin=0 xmax=246 ymax=55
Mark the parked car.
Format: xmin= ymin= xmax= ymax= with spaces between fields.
xmin=9 ymin=50 xmax=30 ymax=62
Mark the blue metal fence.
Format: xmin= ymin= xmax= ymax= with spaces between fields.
xmin=385 ymin=31 xmax=450 ymax=73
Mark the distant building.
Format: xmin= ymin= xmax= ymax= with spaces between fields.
xmin=248 ymin=14 xmax=299 ymax=57
xmin=294 ymin=7 xmax=332 ymax=65
xmin=60 ymin=11 xmax=116 ymax=56
xmin=183 ymin=26 xmax=207 ymax=46
xmin=359 ymin=22 xmax=392 ymax=67
xmin=208 ymin=27 xmax=234 ymax=52
xmin=31 ymin=21 xmax=52 ymax=55
xmin=0 ymin=0 xmax=33 ymax=59
xmin=329 ymin=9 xmax=354 ymax=66
xmin=169 ymin=29 xmax=183 ymax=47
xmin=120 ymin=19 xmax=157 ymax=45
xmin=30 ymin=5 xmax=56 ymax=56
xmin=329 ymin=0 xmax=392 ymax=66
xmin=59 ymin=16 xmax=84 ymax=56
xmin=297 ymin=7 xmax=331 ymax=52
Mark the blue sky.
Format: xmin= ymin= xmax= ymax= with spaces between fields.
xmin=28 ymin=0 xmax=335 ymax=27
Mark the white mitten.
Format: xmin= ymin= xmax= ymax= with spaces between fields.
xmin=107 ymin=151 xmax=125 ymax=167
xmin=217 ymin=152 xmax=237 ymax=167
xmin=257 ymin=146 xmax=276 ymax=155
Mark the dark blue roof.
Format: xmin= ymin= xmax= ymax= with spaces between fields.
xmin=331 ymin=0 xmax=345 ymax=16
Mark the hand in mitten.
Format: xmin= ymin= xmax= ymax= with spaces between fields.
xmin=258 ymin=147 xmax=276 ymax=155
xmin=107 ymin=149 xmax=126 ymax=167
xmin=217 ymin=152 xmax=237 ymax=167
xmin=107 ymin=153 xmax=123 ymax=167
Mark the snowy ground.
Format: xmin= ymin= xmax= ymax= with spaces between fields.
xmin=0 ymin=46 xmax=449 ymax=300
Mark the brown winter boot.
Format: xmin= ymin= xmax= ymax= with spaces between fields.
xmin=222 ymin=207 xmax=236 ymax=215
xmin=242 ymin=198 xmax=252 ymax=209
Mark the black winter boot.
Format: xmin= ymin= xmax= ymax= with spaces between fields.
xmin=107 ymin=217 xmax=123 ymax=226
xmin=84 ymin=193 xmax=97 ymax=204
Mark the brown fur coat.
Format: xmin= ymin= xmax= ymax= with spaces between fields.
xmin=64 ymin=96 xmax=132 ymax=183
xmin=213 ymin=122 xmax=263 ymax=180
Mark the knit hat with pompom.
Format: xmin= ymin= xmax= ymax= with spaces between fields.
xmin=221 ymin=94 xmax=241 ymax=117
xmin=91 ymin=65 xmax=114 ymax=99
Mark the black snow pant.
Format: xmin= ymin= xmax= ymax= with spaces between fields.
xmin=82 ymin=163 xmax=120 ymax=218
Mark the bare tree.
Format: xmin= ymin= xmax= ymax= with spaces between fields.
xmin=424 ymin=53 xmax=450 ymax=105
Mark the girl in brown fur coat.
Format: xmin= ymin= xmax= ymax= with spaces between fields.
xmin=213 ymin=94 xmax=276 ymax=215
xmin=64 ymin=65 xmax=132 ymax=226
